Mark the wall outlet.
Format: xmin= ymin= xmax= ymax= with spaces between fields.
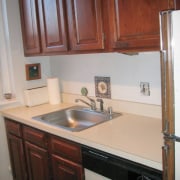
xmin=140 ymin=82 xmax=150 ymax=96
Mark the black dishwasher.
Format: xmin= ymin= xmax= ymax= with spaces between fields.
xmin=82 ymin=146 xmax=162 ymax=180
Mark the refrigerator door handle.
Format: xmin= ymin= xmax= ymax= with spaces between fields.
xmin=160 ymin=49 xmax=169 ymax=135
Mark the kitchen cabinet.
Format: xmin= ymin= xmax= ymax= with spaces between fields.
xmin=37 ymin=0 xmax=68 ymax=54
xmin=19 ymin=0 xmax=104 ymax=56
xmin=66 ymin=0 xmax=104 ymax=51
xmin=19 ymin=0 xmax=41 ymax=55
xmin=23 ymin=126 xmax=50 ymax=180
xmin=107 ymin=0 xmax=179 ymax=52
xmin=19 ymin=0 xmax=180 ymax=55
xmin=5 ymin=118 xmax=84 ymax=180
xmin=5 ymin=119 xmax=27 ymax=180
xmin=49 ymin=136 xmax=84 ymax=180
xmin=19 ymin=0 xmax=68 ymax=56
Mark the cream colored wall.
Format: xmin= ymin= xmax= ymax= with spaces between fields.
xmin=50 ymin=52 xmax=161 ymax=105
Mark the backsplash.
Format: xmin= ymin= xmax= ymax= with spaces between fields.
xmin=50 ymin=52 xmax=161 ymax=105
xmin=62 ymin=93 xmax=161 ymax=118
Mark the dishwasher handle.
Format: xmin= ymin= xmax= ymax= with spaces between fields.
xmin=88 ymin=150 xmax=109 ymax=160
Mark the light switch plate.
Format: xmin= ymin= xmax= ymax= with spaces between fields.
xmin=95 ymin=76 xmax=111 ymax=98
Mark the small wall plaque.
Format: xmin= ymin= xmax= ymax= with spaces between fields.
xmin=26 ymin=63 xmax=41 ymax=81
xmin=95 ymin=76 xmax=111 ymax=98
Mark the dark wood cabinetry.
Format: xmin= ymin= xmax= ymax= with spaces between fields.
xmin=5 ymin=118 xmax=84 ymax=180
xmin=6 ymin=134 xmax=27 ymax=180
xmin=24 ymin=142 xmax=49 ymax=180
xmin=5 ymin=119 xmax=27 ymax=180
xmin=52 ymin=155 xmax=84 ymax=180
xmin=107 ymin=0 xmax=178 ymax=52
xmin=19 ymin=0 xmax=180 ymax=55
xmin=19 ymin=0 xmax=104 ymax=56
xmin=19 ymin=0 xmax=41 ymax=55
xmin=49 ymin=136 xmax=84 ymax=180
xmin=19 ymin=0 xmax=68 ymax=55
xmin=66 ymin=0 xmax=104 ymax=51
xmin=37 ymin=0 xmax=68 ymax=53
xmin=23 ymin=126 xmax=50 ymax=180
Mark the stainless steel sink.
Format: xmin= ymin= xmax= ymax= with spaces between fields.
xmin=32 ymin=106 xmax=121 ymax=132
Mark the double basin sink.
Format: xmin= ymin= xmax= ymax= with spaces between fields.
xmin=32 ymin=106 xmax=121 ymax=132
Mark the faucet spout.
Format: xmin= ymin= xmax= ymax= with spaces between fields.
xmin=75 ymin=99 xmax=92 ymax=107
xmin=75 ymin=96 xmax=96 ymax=110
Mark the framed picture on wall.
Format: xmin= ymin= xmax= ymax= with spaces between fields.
xmin=25 ymin=63 xmax=41 ymax=81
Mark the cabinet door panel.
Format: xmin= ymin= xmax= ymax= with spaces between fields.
xmin=7 ymin=134 xmax=27 ymax=180
xmin=52 ymin=154 xmax=84 ymax=180
xmin=25 ymin=141 xmax=49 ymax=180
xmin=38 ymin=0 xmax=68 ymax=53
xmin=67 ymin=0 xmax=104 ymax=50
xmin=108 ymin=0 xmax=170 ymax=51
xmin=49 ymin=136 xmax=82 ymax=163
xmin=19 ymin=0 xmax=41 ymax=55
xmin=5 ymin=119 xmax=22 ymax=137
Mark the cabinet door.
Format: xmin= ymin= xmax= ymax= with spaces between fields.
xmin=19 ymin=0 xmax=41 ymax=55
xmin=38 ymin=0 xmax=68 ymax=53
xmin=6 ymin=134 xmax=27 ymax=180
xmin=108 ymin=0 xmax=172 ymax=52
xmin=66 ymin=0 xmax=104 ymax=51
xmin=52 ymin=154 xmax=84 ymax=180
xmin=25 ymin=141 xmax=50 ymax=180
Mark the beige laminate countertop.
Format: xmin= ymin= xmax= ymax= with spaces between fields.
xmin=1 ymin=103 xmax=163 ymax=171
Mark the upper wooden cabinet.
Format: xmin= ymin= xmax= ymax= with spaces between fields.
xmin=19 ymin=0 xmax=180 ymax=55
xmin=19 ymin=0 xmax=41 ymax=55
xmin=66 ymin=0 xmax=104 ymax=51
xmin=19 ymin=0 xmax=104 ymax=56
xmin=19 ymin=0 xmax=68 ymax=56
xmin=37 ymin=0 xmax=68 ymax=53
xmin=107 ymin=0 xmax=179 ymax=52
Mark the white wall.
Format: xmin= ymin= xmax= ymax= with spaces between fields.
xmin=50 ymin=52 xmax=161 ymax=105
xmin=0 ymin=114 xmax=12 ymax=180
xmin=0 ymin=1 xmax=51 ymax=179
xmin=5 ymin=0 xmax=51 ymax=104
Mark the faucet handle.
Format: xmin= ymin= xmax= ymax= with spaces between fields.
xmin=97 ymin=98 xmax=104 ymax=111
xmin=107 ymin=106 xmax=113 ymax=115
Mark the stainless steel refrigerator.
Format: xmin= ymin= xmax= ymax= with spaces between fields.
xmin=160 ymin=10 xmax=180 ymax=180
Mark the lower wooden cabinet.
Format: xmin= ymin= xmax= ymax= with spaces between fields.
xmin=6 ymin=133 xmax=27 ymax=180
xmin=24 ymin=142 xmax=50 ymax=180
xmin=52 ymin=155 xmax=84 ymax=180
xmin=5 ymin=118 xmax=84 ymax=180
xmin=5 ymin=117 xmax=161 ymax=180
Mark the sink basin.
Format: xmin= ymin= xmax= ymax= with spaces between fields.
xmin=32 ymin=106 xmax=121 ymax=132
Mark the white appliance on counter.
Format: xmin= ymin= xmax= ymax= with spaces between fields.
xmin=160 ymin=10 xmax=180 ymax=180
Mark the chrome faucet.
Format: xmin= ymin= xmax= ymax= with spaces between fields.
xmin=75 ymin=96 xmax=96 ymax=110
